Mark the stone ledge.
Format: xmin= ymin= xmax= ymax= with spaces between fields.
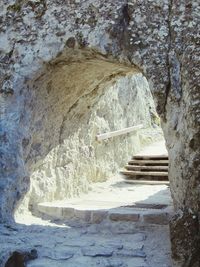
xmin=37 ymin=203 xmax=173 ymax=225
xmin=143 ymin=212 xmax=169 ymax=225
xmin=109 ymin=212 xmax=140 ymax=222
xmin=91 ymin=211 xmax=108 ymax=223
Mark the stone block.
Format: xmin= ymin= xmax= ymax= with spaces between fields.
xmin=74 ymin=209 xmax=91 ymax=222
xmin=116 ymin=248 xmax=146 ymax=258
xmin=81 ymin=246 xmax=114 ymax=257
xmin=91 ymin=210 xmax=108 ymax=224
xmin=143 ymin=212 xmax=169 ymax=225
xmin=62 ymin=207 xmax=75 ymax=219
xmin=109 ymin=212 xmax=140 ymax=222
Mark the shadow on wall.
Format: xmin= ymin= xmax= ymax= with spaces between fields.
xmin=15 ymin=48 xmax=163 ymax=217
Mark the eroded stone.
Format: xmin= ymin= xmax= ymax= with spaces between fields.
xmin=116 ymin=248 xmax=146 ymax=258
xmin=0 ymin=0 xmax=200 ymax=265
xmin=43 ymin=249 xmax=74 ymax=260
xmin=81 ymin=246 xmax=114 ymax=257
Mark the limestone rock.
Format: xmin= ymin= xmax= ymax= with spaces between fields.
xmin=43 ymin=249 xmax=74 ymax=260
xmin=116 ymin=248 xmax=146 ymax=258
xmin=0 ymin=0 xmax=199 ymax=265
xmin=96 ymin=258 xmax=126 ymax=267
xmin=81 ymin=246 xmax=114 ymax=257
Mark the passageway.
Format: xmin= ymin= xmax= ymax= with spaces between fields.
xmin=2 ymin=48 xmax=173 ymax=267
xmin=13 ymin=48 xmax=165 ymax=220
xmin=23 ymin=140 xmax=172 ymax=226
xmin=1 ymin=0 xmax=199 ymax=265
xmin=7 ymin=141 xmax=172 ymax=267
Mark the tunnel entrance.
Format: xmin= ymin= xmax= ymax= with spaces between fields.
xmin=1 ymin=0 xmax=198 ymax=264
xmin=13 ymin=48 xmax=171 ymax=224
xmin=2 ymin=47 xmax=172 ymax=267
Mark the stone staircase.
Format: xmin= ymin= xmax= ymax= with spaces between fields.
xmin=35 ymin=152 xmax=172 ymax=226
xmin=120 ymin=154 xmax=169 ymax=185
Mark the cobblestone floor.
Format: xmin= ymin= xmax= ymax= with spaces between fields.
xmin=1 ymin=217 xmax=172 ymax=267
xmin=1 ymin=141 xmax=172 ymax=267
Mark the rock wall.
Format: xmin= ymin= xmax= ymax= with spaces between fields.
xmin=0 ymin=0 xmax=199 ymax=265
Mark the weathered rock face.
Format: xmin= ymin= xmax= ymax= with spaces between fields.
xmin=0 ymin=0 xmax=199 ymax=266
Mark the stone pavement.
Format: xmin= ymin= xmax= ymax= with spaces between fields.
xmin=0 ymin=218 xmax=172 ymax=267
xmin=36 ymin=180 xmax=173 ymax=226
xmin=1 ymin=141 xmax=172 ymax=267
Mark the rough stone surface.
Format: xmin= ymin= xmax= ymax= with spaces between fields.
xmin=91 ymin=211 xmax=108 ymax=224
xmin=43 ymin=249 xmax=74 ymax=260
xmin=109 ymin=213 xmax=140 ymax=222
xmin=169 ymin=210 xmax=200 ymax=267
xmin=143 ymin=212 xmax=169 ymax=225
xmin=0 ymin=0 xmax=199 ymax=265
xmin=81 ymin=246 xmax=114 ymax=257
xmin=116 ymin=248 xmax=146 ymax=258
xmin=0 ymin=219 xmax=172 ymax=267
xmin=17 ymin=70 xmax=158 ymax=214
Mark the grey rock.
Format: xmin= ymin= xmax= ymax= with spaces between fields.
xmin=131 ymin=233 xmax=147 ymax=242
xmin=43 ymin=250 xmax=74 ymax=260
xmin=116 ymin=248 xmax=146 ymax=258
xmin=82 ymin=246 xmax=114 ymax=257
xmin=63 ymin=240 xmax=95 ymax=247
xmin=96 ymin=258 xmax=127 ymax=267
xmin=109 ymin=223 xmax=137 ymax=234
xmin=0 ymin=0 xmax=199 ymax=264
xmin=102 ymin=242 xmax=123 ymax=250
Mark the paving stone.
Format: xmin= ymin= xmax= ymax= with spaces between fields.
xmin=91 ymin=211 xmax=108 ymax=224
xmin=96 ymin=258 xmax=127 ymax=267
xmin=143 ymin=213 xmax=169 ymax=225
xmin=62 ymin=239 xmax=95 ymax=247
xmin=81 ymin=246 xmax=114 ymax=257
xmin=131 ymin=233 xmax=147 ymax=242
xmin=109 ymin=213 xmax=140 ymax=222
xmin=86 ymin=225 xmax=100 ymax=234
xmin=38 ymin=205 xmax=63 ymax=218
xmin=62 ymin=208 xmax=75 ymax=219
xmin=80 ymin=229 xmax=88 ymax=235
xmin=123 ymin=243 xmax=144 ymax=251
xmin=102 ymin=241 xmax=123 ymax=250
xmin=27 ymin=258 xmax=70 ymax=267
xmin=109 ymin=223 xmax=137 ymax=234
xmin=74 ymin=210 xmax=91 ymax=222
xmin=116 ymin=248 xmax=146 ymax=258
xmin=43 ymin=249 xmax=74 ymax=260
xmin=27 ymin=259 xmax=51 ymax=267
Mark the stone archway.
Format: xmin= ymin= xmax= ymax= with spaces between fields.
xmin=0 ymin=1 xmax=199 ymax=266
xmin=16 ymin=48 xmax=160 ymax=214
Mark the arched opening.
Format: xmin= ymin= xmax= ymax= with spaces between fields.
xmin=4 ymin=48 xmax=172 ymax=266
xmin=1 ymin=1 xmax=198 ymax=266
xmin=13 ymin=48 xmax=168 ymax=221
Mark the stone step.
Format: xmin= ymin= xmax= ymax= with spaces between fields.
xmin=37 ymin=201 xmax=172 ymax=225
xmin=124 ymin=179 xmax=170 ymax=185
xmin=133 ymin=155 xmax=168 ymax=160
xmin=125 ymin=165 xmax=168 ymax=171
xmin=120 ymin=170 xmax=168 ymax=177
xmin=128 ymin=159 xmax=169 ymax=166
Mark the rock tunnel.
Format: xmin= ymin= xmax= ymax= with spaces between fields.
xmin=0 ymin=0 xmax=199 ymax=266
xmin=14 ymin=48 xmax=162 ymax=216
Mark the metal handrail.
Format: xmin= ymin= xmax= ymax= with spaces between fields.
xmin=96 ymin=124 xmax=143 ymax=141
